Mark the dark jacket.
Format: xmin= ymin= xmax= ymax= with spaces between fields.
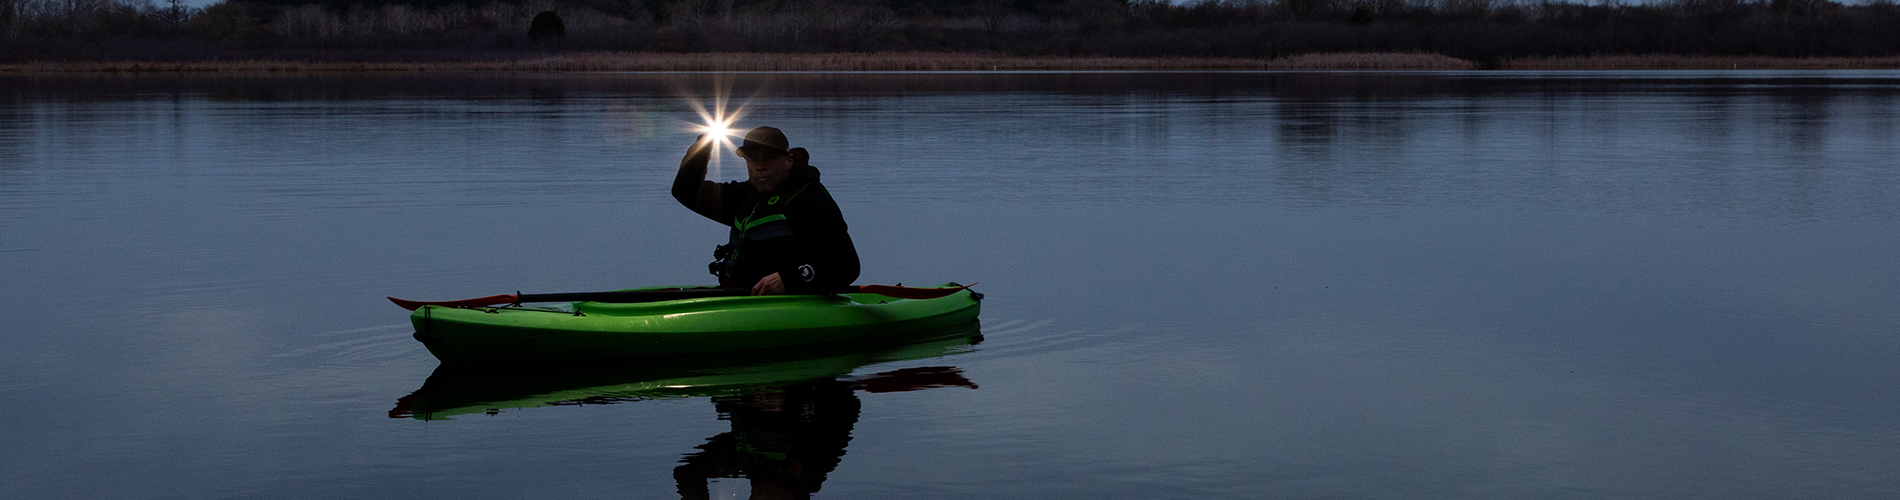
xmin=671 ymin=146 xmax=860 ymax=294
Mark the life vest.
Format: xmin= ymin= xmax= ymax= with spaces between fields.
xmin=710 ymin=182 xmax=820 ymax=284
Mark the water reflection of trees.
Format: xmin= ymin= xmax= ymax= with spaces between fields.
xmin=10 ymin=72 xmax=1895 ymax=219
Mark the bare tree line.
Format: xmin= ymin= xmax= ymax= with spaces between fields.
xmin=2 ymin=0 xmax=195 ymax=37
xmin=2 ymin=0 xmax=1896 ymax=61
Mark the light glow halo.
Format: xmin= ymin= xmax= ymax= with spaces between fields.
xmin=691 ymin=103 xmax=740 ymax=141
xmin=687 ymin=101 xmax=743 ymax=159
xmin=677 ymin=78 xmax=761 ymax=180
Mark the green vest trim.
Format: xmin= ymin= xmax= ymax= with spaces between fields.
xmin=732 ymin=182 xmax=818 ymax=231
xmin=738 ymin=213 xmax=786 ymax=231
xmin=717 ymin=182 xmax=823 ymax=280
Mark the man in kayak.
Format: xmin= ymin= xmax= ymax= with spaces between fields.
xmin=672 ymin=126 xmax=861 ymax=295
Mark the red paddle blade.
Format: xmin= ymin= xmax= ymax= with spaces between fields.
xmin=387 ymin=294 xmax=520 ymax=311
xmin=857 ymin=283 xmax=975 ymax=300
xmin=856 ymin=366 xmax=979 ymax=393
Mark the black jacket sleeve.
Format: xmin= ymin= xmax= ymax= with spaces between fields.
xmin=670 ymin=139 xmax=745 ymax=225
xmin=779 ymin=184 xmax=860 ymax=294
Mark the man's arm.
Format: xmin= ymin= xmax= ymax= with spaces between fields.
xmin=670 ymin=136 xmax=733 ymax=224
xmin=776 ymin=187 xmax=860 ymax=294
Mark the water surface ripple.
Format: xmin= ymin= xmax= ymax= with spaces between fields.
xmin=2 ymin=71 xmax=1897 ymax=499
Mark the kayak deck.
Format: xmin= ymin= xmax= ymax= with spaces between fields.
xmin=409 ymin=286 xmax=981 ymax=363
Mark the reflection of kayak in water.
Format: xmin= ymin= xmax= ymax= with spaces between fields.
xmin=407 ymin=285 xmax=981 ymax=363
xmin=390 ymin=319 xmax=982 ymax=420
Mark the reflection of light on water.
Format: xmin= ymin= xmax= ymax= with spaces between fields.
xmin=601 ymin=103 xmax=669 ymax=144
xmin=708 ymin=479 xmax=747 ymax=499
xmin=679 ymin=79 xmax=758 ymax=179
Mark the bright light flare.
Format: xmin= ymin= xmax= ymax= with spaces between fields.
xmin=691 ymin=108 xmax=742 ymax=150
xmin=678 ymin=79 xmax=759 ymax=179
xmin=695 ymin=110 xmax=739 ymax=139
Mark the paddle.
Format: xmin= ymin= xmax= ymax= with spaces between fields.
xmin=388 ymin=284 xmax=975 ymax=311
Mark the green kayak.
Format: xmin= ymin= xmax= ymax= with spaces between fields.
xmin=410 ymin=284 xmax=981 ymax=363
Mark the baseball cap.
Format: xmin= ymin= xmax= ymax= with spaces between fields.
xmin=735 ymin=126 xmax=789 ymax=159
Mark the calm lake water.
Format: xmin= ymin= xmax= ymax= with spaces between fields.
xmin=3 ymin=71 xmax=1898 ymax=499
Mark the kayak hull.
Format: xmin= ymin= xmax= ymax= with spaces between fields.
xmin=409 ymin=286 xmax=981 ymax=363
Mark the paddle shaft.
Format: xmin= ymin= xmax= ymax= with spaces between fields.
xmin=519 ymin=287 xmax=749 ymax=304
xmin=520 ymin=285 xmax=949 ymax=303
xmin=388 ymin=284 xmax=973 ymax=311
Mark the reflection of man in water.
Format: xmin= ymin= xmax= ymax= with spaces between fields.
xmin=673 ymin=367 xmax=976 ymax=500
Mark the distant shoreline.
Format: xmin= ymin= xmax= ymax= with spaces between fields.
xmin=6 ymin=53 xmax=1900 ymax=73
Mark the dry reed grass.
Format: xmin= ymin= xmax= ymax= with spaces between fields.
xmin=22 ymin=52 xmax=1893 ymax=73
xmin=1503 ymin=55 xmax=1900 ymax=70
xmin=0 ymin=52 xmax=1271 ymax=73
xmin=1264 ymin=53 xmax=1478 ymax=70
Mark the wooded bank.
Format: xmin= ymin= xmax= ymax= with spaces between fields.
xmin=4 ymin=0 xmax=1897 ymax=67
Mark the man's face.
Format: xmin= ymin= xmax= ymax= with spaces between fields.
xmin=745 ymin=152 xmax=794 ymax=193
